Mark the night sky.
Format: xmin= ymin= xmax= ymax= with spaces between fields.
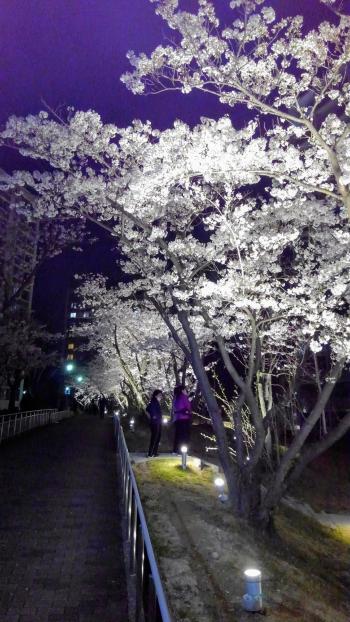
xmin=0 ymin=0 xmax=332 ymax=330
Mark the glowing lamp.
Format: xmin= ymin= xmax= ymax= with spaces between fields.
xmin=214 ymin=477 xmax=225 ymax=488
xmin=214 ymin=477 xmax=228 ymax=502
xmin=162 ymin=416 xmax=168 ymax=425
xmin=77 ymin=375 xmax=83 ymax=382
xmin=180 ymin=445 xmax=188 ymax=470
xmin=242 ymin=568 xmax=262 ymax=612
xmin=65 ymin=363 xmax=74 ymax=372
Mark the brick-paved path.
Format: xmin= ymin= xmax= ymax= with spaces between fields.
xmin=0 ymin=414 xmax=128 ymax=622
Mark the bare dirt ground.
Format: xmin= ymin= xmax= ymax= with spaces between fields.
xmin=133 ymin=458 xmax=350 ymax=622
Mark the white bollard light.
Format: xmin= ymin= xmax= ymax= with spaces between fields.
xmin=180 ymin=445 xmax=188 ymax=470
xmin=242 ymin=568 xmax=263 ymax=612
xmin=214 ymin=477 xmax=228 ymax=502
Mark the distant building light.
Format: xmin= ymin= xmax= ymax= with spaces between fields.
xmin=64 ymin=386 xmax=71 ymax=395
xmin=68 ymin=343 xmax=74 ymax=350
xmin=70 ymin=312 xmax=77 ymax=318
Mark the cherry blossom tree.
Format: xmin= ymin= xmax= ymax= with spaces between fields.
xmin=1 ymin=110 xmax=349 ymax=526
xmin=73 ymin=354 xmax=123 ymax=407
xmin=72 ymin=275 xmax=186 ymax=411
xmin=0 ymin=176 xmax=88 ymax=317
xmin=0 ymin=318 xmax=60 ymax=411
xmin=122 ymin=0 xmax=350 ymax=221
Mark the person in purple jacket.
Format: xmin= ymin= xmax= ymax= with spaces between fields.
xmin=145 ymin=389 xmax=163 ymax=457
xmin=171 ymin=384 xmax=192 ymax=454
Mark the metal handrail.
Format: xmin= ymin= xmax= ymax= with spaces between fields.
xmin=0 ymin=408 xmax=72 ymax=444
xmin=114 ymin=414 xmax=172 ymax=622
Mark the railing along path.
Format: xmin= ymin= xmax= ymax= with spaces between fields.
xmin=114 ymin=414 xmax=172 ymax=622
xmin=0 ymin=409 xmax=72 ymax=443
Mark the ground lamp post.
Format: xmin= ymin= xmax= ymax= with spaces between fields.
xmin=180 ymin=445 xmax=188 ymax=470
xmin=242 ymin=568 xmax=263 ymax=612
xmin=63 ymin=363 xmax=75 ymax=397
xmin=214 ymin=477 xmax=228 ymax=502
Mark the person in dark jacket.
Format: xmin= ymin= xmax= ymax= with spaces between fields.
xmin=171 ymin=385 xmax=192 ymax=453
xmin=145 ymin=390 xmax=163 ymax=457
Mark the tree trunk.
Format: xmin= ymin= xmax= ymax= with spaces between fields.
xmin=177 ymin=310 xmax=241 ymax=510
xmin=259 ymin=360 xmax=344 ymax=523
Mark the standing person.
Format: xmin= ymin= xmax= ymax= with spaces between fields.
xmin=146 ymin=390 xmax=163 ymax=457
xmin=172 ymin=385 xmax=192 ymax=454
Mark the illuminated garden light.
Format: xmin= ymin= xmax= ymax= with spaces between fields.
xmin=65 ymin=362 xmax=74 ymax=372
xmin=242 ymin=568 xmax=262 ymax=612
xmin=162 ymin=416 xmax=168 ymax=425
xmin=77 ymin=375 xmax=83 ymax=382
xmin=214 ymin=476 xmax=228 ymax=502
xmin=180 ymin=445 xmax=188 ymax=470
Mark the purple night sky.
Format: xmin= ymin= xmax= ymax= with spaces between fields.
xmin=0 ymin=0 xmax=331 ymax=134
xmin=0 ymin=0 xmax=332 ymax=329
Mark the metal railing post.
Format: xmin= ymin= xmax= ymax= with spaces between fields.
xmin=0 ymin=408 xmax=71 ymax=444
xmin=130 ymin=495 xmax=138 ymax=574
xmin=113 ymin=414 xmax=172 ymax=622
xmin=127 ymin=479 xmax=133 ymax=542
xmin=135 ymin=526 xmax=145 ymax=622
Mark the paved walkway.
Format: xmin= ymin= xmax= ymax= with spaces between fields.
xmin=0 ymin=414 xmax=128 ymax=622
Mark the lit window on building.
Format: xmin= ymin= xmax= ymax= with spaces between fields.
xmin=67 ymin=354 xmax=74 ymax=361
xmin=70 ymin=312 xmax=77 ymax=318
xmin=68 ymin=343 xmax=74 ymax=350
